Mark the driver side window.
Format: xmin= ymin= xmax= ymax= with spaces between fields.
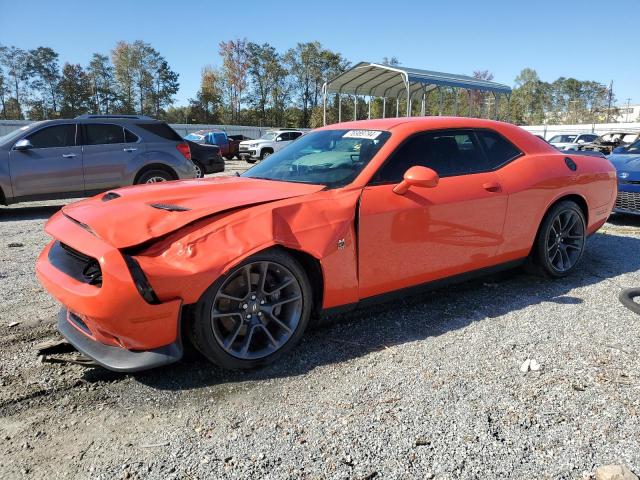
xmin=374 ymin=129 xmax=484 ymax=183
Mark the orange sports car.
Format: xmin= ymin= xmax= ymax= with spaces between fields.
xmin=36 ymin=117 xmax=617 ymax=372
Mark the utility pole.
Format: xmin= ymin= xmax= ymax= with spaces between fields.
xmin=606 ymin=80 xmax=613 ymax=123
xmin=625 ymin=98 xmax=631 ymax=123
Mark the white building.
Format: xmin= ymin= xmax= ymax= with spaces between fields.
xmin=615 ymin=104 xmax=640 ymax=123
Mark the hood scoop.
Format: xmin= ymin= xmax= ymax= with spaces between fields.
xmin=102 ymin=192 xmax=121 ymax=202
xmin=149 ymin=203 xmax=192 ymax=212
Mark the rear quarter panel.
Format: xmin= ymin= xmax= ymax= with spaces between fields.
xmin=497 ymin=152 xmax=616 ymax=260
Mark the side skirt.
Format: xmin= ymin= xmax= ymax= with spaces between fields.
xmin=320 ymin=258 xmax=526 ymax=318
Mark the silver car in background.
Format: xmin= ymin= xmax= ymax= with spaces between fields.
xmin=0 ymin=115 xmax=196 ymax=205
xmin=548 ymin=133 xmax=599 ymax=151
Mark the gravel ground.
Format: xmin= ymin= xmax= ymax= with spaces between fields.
xmin=1 ymin=160 xmax=639 ymax=479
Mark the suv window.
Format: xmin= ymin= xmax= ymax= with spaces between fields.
xmin=476 ymin=130 xmax=521 ymax=168
xmin=124 ymin=129 xmax=139 ymax=143
xmin=26 ymin=124 xmax=76 ymax=148
xmin=290 ymin=132 xmax=303 ymax=140
xmin=375 ymin=129 xmax=488 ymax=182
xmin=84 ymin=124 xmax=125 ymax=145
xmin=136 ymin=122 xmax=182 ymax=141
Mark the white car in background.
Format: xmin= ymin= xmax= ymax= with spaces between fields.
xmin=239 ymin=129 xmax=304 ymax=163
xmin=548 ymin=133 xmax=599 ymax=151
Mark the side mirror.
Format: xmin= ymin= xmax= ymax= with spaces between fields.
xmin=14 ymin=138 xmax=33 ymax=151
xmin=275 ymin=136 xmax=283 ymax=142
xmin=577 ymin=139 xmax=585 ymax=144
xmin=393 ymin=166 xmax=439 ymax=195
xmin=612 ymin=146 xmax=626 ymax=154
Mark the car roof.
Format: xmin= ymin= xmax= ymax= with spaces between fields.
xmin=317 ymin=117 xmax=556 ymax=155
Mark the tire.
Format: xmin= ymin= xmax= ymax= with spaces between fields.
xmin=260 ymin=149 xmax=273 ymax=160
xmin=136 ymin=169 xmax=174 ymax=184
xmin=224 ymin=155 xmax=234 ymax=161
xmin=531 ymin=200 xmax=586 ymax=278
xmin=245 ymin=158 xmax=257 ymax=164
xmin=190 ymin=249 xmax=312 ymax=370
xmin=192 ymin=161 xmax=205 ymax=178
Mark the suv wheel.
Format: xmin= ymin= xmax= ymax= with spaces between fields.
xmin=136 ymin=169 xmax=174 ymax=184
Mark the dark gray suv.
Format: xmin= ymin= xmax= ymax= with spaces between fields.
xmin=0 ymin=115 xmax=196 ymax=205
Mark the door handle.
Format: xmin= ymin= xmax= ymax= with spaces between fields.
xmin=482 ymin=182 xmax=502 ymax=192
xmin=62 ymin=153 xmax=77 ymax=158
xmin=123 ymin=147 xmax=137 ymax=152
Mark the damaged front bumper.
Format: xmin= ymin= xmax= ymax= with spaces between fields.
xmin=58 ymin=308 xmax=182 ymax=372
xmin=36 ymin=211 xmax=185 ymax=371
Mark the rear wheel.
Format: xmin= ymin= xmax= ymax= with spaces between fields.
xmin=192 ymin=161 xmax=205 ymax=178
xmin=224 ymin=155 xmax=234 ymax=161
xmin=190 ymin=250 xmax=312 ymax=370
xmin=532 ymin=200 xmax=586 ymax=278
xmin=136 ymin=169 xmax=174 ymax=184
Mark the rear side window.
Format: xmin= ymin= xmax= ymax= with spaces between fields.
xmin=124 ymin=129 xmax=139 ymax=143
xmin=26 ymin=124 xmax=76 ymax=148
xmin=290 ymin=132 xmax=303 ymax=140
xmin=136 ymin=122 xmax=182 ymax=141
xmin=84 ymin=124 xmax=124 ymax=145
xmin=476 ymin=130 xmax=521 ymax=168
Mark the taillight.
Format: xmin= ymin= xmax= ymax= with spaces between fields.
xmin=176 ymin=142 xmax=191 ymax=160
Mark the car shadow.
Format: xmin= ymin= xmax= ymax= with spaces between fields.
xmin=0 ymin=204 xmax=63 ymax=221
xmin=608 ymin=213 xmax=640 ymax=228
xmin=79 ymin=230 xmax=640 ymax=390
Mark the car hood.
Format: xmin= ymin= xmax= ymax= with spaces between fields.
xmin=608 ymin=153 xmax=640 ymax=169
xmin=60 ymin=177 xmax=325 ymax=249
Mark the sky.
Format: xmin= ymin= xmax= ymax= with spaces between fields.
xmin=1 ymin=0 xmax=638 ymax=106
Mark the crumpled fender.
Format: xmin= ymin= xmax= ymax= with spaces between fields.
xmin=135 ymin=187 xmax=363 ymax=309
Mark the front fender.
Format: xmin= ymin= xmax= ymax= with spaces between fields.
xmin=135 ymin=188 xmax=363 ymax=309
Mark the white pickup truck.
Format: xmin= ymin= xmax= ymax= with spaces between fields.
xmin=239 ymin=129 xmax=304 ymax=163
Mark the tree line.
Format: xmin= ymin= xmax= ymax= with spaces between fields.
xmin=0 ymin=40 xmax=620 ymax=127
xmin=0 ymin=41 xmax=179 ymax=120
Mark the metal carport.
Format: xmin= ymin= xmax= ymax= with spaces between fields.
xmin=322 ymin=62 xmax=512 ymax=125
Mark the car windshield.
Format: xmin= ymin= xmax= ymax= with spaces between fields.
xmin=549 ymin=135 xmax=577 ymax=143
xmin=260 ymin=132 xmax=277 ymax=140
xmin=242 ymin=129 xmax=391 ymax=188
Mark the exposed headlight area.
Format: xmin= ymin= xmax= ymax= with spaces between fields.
xmin=123 ymin=255 xmax=160 ymax=305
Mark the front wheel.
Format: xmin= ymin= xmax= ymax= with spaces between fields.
xmin=532 ymin=200 xmax=586 ymax=278
xmin=190 ymin=250 xmax=312 ymax=370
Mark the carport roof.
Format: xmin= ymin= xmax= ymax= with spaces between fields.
xmin=325 ymin=62 xmax=512 ymax=98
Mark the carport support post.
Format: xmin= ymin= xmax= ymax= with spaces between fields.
xmin=322 ymin=83 xmax=327 ymax=126
xmin=382 ymin=97 xmax=386 ymax=118
xmin=354 ymin=89 xmax=358 ymax=121
xmin=493 ymin=92 xmax=499 ymax=120
xmin=368 ymin=96 xmax=371 ymax=119
xmin=396 ymin=94 xmax=400 ymax=117
xmin=406 ymin=79 xmax=411 ymax=116
xmin=338 ymin=94 xmax=342 ymax=123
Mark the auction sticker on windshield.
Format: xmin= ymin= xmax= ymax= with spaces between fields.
xmin=342 ymin=130 xmax=382 ymax=140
